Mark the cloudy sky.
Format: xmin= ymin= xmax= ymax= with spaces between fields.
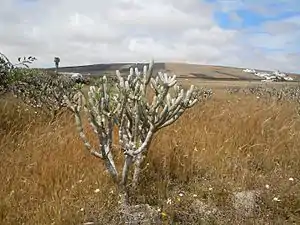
xmin=0 ymin=0 xmax=299 ymax=73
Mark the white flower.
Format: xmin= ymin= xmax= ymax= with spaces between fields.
xmin=273 ymin=197 xmax=281 ymax=202
xmin=265 ymin=184 xmax=270 ymax=189
xmin=94 ymin=188 xmax=100 ymax=193
xmin=178 ymin=192 xmax=184 ymax=197
xmin=80 ymin=208 xmax=84 ymax=212
xmin=167 ymin=198 xmax=172 ymax=205
xmin=289 ymin=177 xmax=294 ymax=182
xmin=208 ymin=187 xmax=213 ymax=191
xmin=192 ymin=194 xmax=197 ymax=197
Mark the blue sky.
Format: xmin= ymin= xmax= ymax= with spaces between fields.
xmin=210 ymin=0 xmax=300 ymax=29
xmin=214 ymin=9 xmax=300 ymax=29
xmin=204 ymin=0 xmax=300 ymax=72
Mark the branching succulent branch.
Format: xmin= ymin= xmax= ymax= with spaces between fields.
xmin=115 ymin=63 xmax=209 ymax=187
xmin=65 ymin=77 xmax=121 ymax=182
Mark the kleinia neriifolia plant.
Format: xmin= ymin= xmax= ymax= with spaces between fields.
xmin=64 ymin=60 xmax=212 ymax=210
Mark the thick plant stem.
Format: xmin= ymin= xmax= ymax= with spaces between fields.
xmin=118 ymin=184 xmax=131 ymax=223
xmin=121 ymin=155 xmax=133 ymax=187
xmin=132 ymin=153 xmax=144 ymax=189
xmin=119 ymin=157 xmax=131 ymax=209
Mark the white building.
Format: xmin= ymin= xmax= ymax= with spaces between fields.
xmin=242 ymin=68 xmax=256 ymax=73
xmin=242 ymin=68 xmax=294 ymax=81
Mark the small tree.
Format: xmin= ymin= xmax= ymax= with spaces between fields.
xmin=64 ymin=61 xmax=212 ymax=210
xmin=0 ymin=53 xmax=78 ymax=122
xmin=0 ymin=52 xmax=36 ymax=95
xmin=12 ymin=69 xmax=79 ymax=121
xmin=54 ymin=57 xmax=60 ymax=74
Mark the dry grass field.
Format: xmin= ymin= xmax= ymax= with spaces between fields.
xmin=1 ymin=80 xmax=300 ymax=225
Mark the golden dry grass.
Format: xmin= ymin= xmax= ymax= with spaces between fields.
xmin=1 ymin=91 xmax=300 ymax=224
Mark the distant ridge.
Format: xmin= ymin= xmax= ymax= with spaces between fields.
xmin=46 ymin=62 xmax=300 ymax=81
xmin=46 ymin=63 xmax=166 ymax=76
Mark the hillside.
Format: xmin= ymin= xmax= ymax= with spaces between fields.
xmin=47 ymin=62 xmax=300 ymax=81
xmin=165 ymin=63 xmax=300 ymax=81
xmin=47 ymin=63 xmax=165 ymax=76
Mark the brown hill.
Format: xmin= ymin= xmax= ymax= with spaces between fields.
xmin=165 ymin=63 xmax=300 ymax=81
xmin=47 ymin=62 xmax=300 ymax=81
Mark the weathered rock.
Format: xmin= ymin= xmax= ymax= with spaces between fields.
xmin=121 ymin=204 xmax=161 ymax=225
xmin=232 ymin=190 xmax=261 ymax=217
xmin=191 ymin=199 xmax=219 ymax=218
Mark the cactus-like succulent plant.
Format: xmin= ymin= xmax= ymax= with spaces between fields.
xmin=64 ymin=60 xmax=212 ymax=206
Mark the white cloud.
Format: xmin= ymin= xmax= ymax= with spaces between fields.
xmin=0 ymin=0 xmax=299 ymax=73
xmin=182 ymin=26 xmax=237 ymax=46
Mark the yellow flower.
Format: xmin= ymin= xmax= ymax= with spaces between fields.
xmin=161 ymin=212 xmax=167 ymax=217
